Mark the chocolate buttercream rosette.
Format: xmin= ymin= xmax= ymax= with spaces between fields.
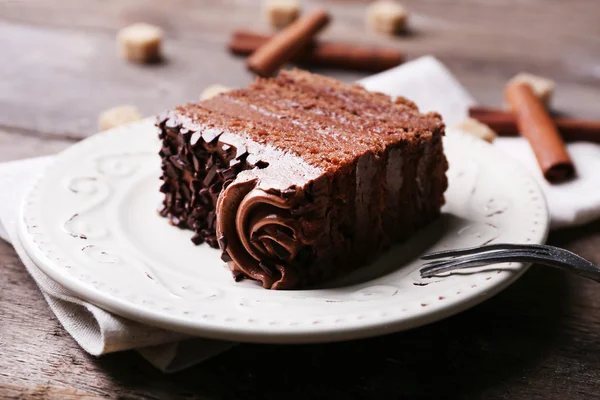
xmin=217 ymin=180 xmax=324 ymax=289
xmin=215 ymin=135 xmax=329 ymax=289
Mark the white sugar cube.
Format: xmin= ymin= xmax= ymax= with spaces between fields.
xmin=117 ymin=23 xmax=163 ymax=63
xmin=199 ymin=84 xmax=232 ymax=101
xmin=451 ymin=118 xmax=497 ymax=143
xmin=366 ymin=1 xmax=408 ymax=35
xmin=264 ymin=0 xmax=301 ymax=29
xmin=98 ymin=105 xmax=143 ymax=131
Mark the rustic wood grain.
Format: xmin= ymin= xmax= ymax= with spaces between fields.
xmin=0 ymin=384 xmax=103 ymax=400
xmin=0 ymin=0 xmax=600 ymax=398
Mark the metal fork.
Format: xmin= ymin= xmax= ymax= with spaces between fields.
xmin=420 ymin=243 xmax=600 ymax=283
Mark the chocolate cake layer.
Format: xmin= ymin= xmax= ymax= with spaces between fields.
xmin=157 ymin=69 xmax=448 ymax=289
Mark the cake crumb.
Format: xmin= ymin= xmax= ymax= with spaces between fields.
xmin=507 ymin=73 xmax=555 ymax=108
xmin=98 ymin=105 xmax=142 ymax=131
xmin=117 ymin=23 xmax=163 ymax=64
xmin=366 ymin=1 xmax=408 ymax=35
xmin=264 ymin=0 xmax=301 ymax=29
xmin=450 ymin=118 xmax=497 ymax=143
xmin=200 ymin=84 xmax=232 ymax=101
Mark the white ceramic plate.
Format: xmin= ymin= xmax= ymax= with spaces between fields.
xmin=18 ymin=119 xmax=549 ymax=343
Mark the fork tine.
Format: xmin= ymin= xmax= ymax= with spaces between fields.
xmin=420 ymin=249 xmax=600 ymax=283
xmin=420 ymin=243 xmax=549 ymax=260
xmin=420 ymin=254 xmax=539 ymax=278
xmin=420 ymin=248 xmax=547 ymax=270
xmin=420 ymin=249 xmax=546 ymax=276
xmin=420 ymin=251 xmax=560 ymax=278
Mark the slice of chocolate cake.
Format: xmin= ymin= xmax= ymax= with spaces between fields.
xmin=157 ymin=69 xmax=448 ymax=289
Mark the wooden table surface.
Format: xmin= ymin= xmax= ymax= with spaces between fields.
xmin=1 ymin=0 xmax=600 ymax=398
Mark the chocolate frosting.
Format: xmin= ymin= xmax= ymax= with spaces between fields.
xmin=216 ymin=178 xmax=321 ymax=289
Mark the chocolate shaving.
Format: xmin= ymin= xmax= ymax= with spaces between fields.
xmin=207 ymin=211 xmax=216 ymax=229
xmin=218 ymin=235 xmax=227 ymax=250
xmin=164 ymin=162 xmax=179 ymax=179
xmin=191 ymin=179 xmax=202 ymax=191
xmin=191 ymin=233 xmax=204 ymax=245
xmin=169 ymin=155 xmax=186 ymax=170
xmin=220 ymin=143 xmax=236 ymax=160
xmin=159 ymin=182 xmax=170 ymax=193
xmin=203 ymin=165 xmax=218 ymax=186
xmin=233 ymin=270 xmax=246 ymax=282
xmin=221 ymin=251 xmax=232 ymax=262
xmin=254 ymin=160 xmax=269 ymax=169
xmin=205 ymin=156 xmax=214 ymax=170
xmin=180 ymin=183 xmax=191 ymax=200
xmin=220 ymin=167 xmax=238 ymax=181
xmin=198 ymin=188 xmax=211 ymax=205
xmin=205 ymin=236 xmax=219 ymax=247
xmin=192 ymin=156 xmax=201 ymax=172
xmin=158 ymin=148 xmax=168 ymax=158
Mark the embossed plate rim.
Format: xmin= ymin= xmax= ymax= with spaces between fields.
xmin=17 ymin=118 xmax=549 ymax=343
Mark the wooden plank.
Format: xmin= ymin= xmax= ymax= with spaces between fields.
xmin=0 ymin=384 xmax=103 ymax=400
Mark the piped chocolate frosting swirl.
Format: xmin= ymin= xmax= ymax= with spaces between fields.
xmin=217 ymin=179 xmax=323 ymax=289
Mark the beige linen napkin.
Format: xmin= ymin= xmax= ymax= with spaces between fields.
xmin=0 ymin=156 xmax=235 ymax=373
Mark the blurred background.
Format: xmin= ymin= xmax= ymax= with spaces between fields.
xmin=1 ymin=0 xmax=598 ymax=162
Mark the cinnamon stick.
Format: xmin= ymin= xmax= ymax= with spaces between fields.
xmin=469 ymin=106 xmax=600 ymax=143
xmin=505 ymin=83 xmax=575 ymax=183
xmin=247 ymin=9 xmax=330 ymax=77
xmin=229 ymin=29 xmax=403 ymax=72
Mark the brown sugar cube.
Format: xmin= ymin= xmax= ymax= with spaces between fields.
xmin=507 ymin=73 xmax=555 ymax=108
xmin=366 ymin=1 xmax=408 ymax=35
xmin=199 ymin=84 xmax=232 ymax=101
xmin=98 ymin=105 xmax=143 ymax=131
xmin=451 ymin=118 xmax=497 ymax=143
xmin=264 ymin=0 xmax=301 ymax=29
xmin=117 ymin=23 xmax=163 ymax=63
